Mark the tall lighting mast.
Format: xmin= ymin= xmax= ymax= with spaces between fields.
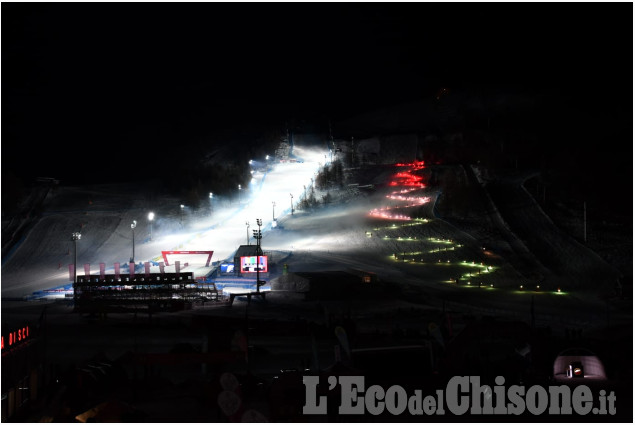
xmin=148 ymin=212 xmax=154 ymax=241
xmin=252 ymin=218 xmax=264 ymax=293
xmin=71 ymin=232 xmax=81 ymax=307
xmin=130 ymin=220 xmax=137 ymax=263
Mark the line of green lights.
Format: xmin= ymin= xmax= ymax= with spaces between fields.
xmin=387 ymin=256 xmax=493 ymax=271
xmin=426 ymin=247 xmax=458 ymax=253
xmin=373 ymin=221 xmax=428 ymax=232
xmin=427 ymin=237 xmax=455 ymax=244
xmin=380 ymin=236 xmax=421 ymax=241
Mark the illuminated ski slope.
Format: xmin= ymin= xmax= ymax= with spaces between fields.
xmin=165 ymin=146 xmax=328 ymax=263
xmin=0 ymin=146 xmax=328 ymax=298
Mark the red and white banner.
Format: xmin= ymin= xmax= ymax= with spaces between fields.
xmin=84 ymin=263 xmax=90 ymax=277
xmin=159 ymin=262 xmax=165 ymax=275
xmin=144 ymin=262 xmax=150 ymax=277
xmin=161 ymin=250 xmax=214 ymax=266
xmin=129 ymin=262 xmax=135 ymax=278
xmin=100 ymin=263 xmax=105 ymax=280
xmin=69 ymin=264 xmax=75 ymax=281
xmin=114 ymin=262 xmax=120 ymax=279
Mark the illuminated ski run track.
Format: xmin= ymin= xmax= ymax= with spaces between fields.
xmin=156 ymin=146 xmax=328 ymax=265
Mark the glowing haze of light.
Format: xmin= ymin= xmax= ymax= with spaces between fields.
xmin=163 ymin=145 xmax=328 ymax=263
xmin=369 ymin=161 xmax=430 ymax=220
xmin=263 ymin=204 xmax=376 ymax=254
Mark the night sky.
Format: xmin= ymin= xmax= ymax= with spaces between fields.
xmin=2 ymin=3 xmax=632 ymax=188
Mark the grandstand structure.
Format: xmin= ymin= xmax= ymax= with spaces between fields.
xmin=73 ymin=272 xmax=221 ymax=314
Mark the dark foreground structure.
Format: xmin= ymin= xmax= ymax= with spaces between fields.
xmin=2 ymin=271 xmax=632 ymax=422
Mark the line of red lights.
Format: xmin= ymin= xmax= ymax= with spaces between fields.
xmin=369 ymin=161 xmax=430 ymax=220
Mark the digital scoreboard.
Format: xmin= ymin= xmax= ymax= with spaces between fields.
xmin=240 ymin=256 xmax=268 ymax=273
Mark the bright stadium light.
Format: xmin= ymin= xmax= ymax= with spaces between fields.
xmin=148 ymin=212 xmax=154 ymax=240
xmin=71 ymin=232 xmax=81 ymax=284
xmin=253 ymin=218 xmax=264 ymax=293
xmin=71 ymin=231 xmax=81 ymax=306
xmin=130 ymin=220 xmax=137 ymax=262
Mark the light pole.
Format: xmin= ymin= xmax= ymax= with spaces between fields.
xmin=252 ymin=218 xmax=263 ymax=293
xmin=180 ymin=204 xmax=184 ymax=226
xmin=238 ymin=184 xmax=242 ymax=204
xmin=272 ymin=201 xmax=276 ymax=221
xmin=71 ymin=232 xmax=81 ymax=284
xmin=148 ymin=212 xmax=154 ymax=241
xmin=290 ymin=193 xmax=294 ymax=215
xmin=71 ymin=232 xmax=81 ymax=307
xmin=209 ymin=192 xmax=213 ymax=213
xmin=130 ymin=220 xmax=137 ymax=263
xmin=246 ymin=221 xmax=250 ymax=245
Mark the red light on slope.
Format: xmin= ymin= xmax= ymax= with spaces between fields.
xmin=373 ymin=161 xmax=430 ymax=220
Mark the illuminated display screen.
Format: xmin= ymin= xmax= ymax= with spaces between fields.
xmin=240 ymin=256 xmax=268 ymax=273
xmin=220 ymin=264 xmax=235 ymax=273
